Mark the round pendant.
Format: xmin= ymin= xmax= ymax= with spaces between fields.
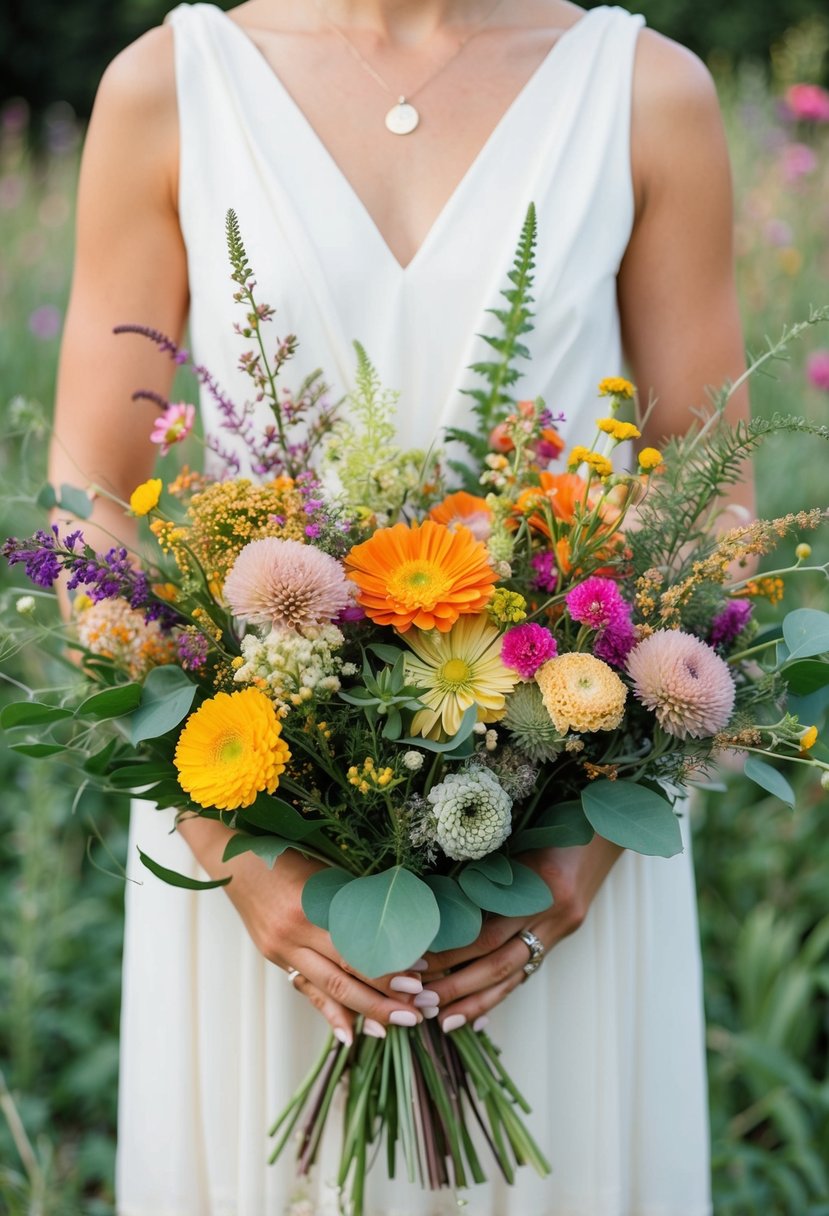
xmin=385 ymin=101 xmax=419 ymax=135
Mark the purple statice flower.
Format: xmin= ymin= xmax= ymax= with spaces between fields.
xmin=709 ymin=599 xmax=753 ymax=650
xmin=177 ymin=629 xmax=210 ymax=672
xmin=566 ymin=576 xmax=627 ymax=630
xmin=530 ymin=550 xmax=558 ymax=594
xmin=501 ymin=623 xmax=558 ymax=680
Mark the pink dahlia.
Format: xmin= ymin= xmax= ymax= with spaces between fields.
xmin=501 ymin=623 xmax=558 ymax=679
xmin=566 ymin=576 xmax=627 ymax=630
xmin=785 ymin=84 xmax=829 ymax=124
xmin=626 ymin=630 xmax=735 ymax=739
xmin=806 ymin=350 xmax=829 ymax=392
xmin=223 ymin=538 xmax=352 ymax=633
xmin=150 ymin=402 xmax=196 ymax=455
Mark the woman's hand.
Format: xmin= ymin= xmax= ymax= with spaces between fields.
xmin=177 ymin=816 xmax=433 ymax=1044
xmin=419 ymin=836 xmax=623 ymax=1031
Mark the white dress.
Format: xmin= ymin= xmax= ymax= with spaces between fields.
xmin=117 ymin=5 xmax=712 ymax=1214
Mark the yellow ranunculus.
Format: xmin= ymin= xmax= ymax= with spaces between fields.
xmin=130 ymin=478 xmax=163 ymax=516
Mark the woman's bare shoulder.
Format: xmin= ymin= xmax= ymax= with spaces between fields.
xmin=94 ymin=23 xmax=177 ymax=129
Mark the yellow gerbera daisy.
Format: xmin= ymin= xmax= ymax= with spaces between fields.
xmin=174 ymin=688 xmax=291 ymax=810
xmin=403 ymin=614 xmax=518 ymax=740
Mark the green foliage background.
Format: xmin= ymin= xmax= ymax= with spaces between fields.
xmin=2 ymin=0 xmax=829 ymax=119
xmin=1 ymin=13 xmax=829 ymax=1216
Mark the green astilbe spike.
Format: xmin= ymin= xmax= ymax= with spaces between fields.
xmin=226 ymin=208 xmax=252 ymax=286
xmin=445 ymin=204 xmax=538 ymax=486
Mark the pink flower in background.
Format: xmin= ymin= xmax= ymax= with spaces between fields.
xmin=806 ymin=350 xmax=829 ymax=392
xmin=501 ymin=623 xmax=558 ymax=679
xmin=780 ymin=142 xmax=817 ymax=182
xmin=627 ymin=630 xmax=735 ymax=739
xmin=223 ymin=537 xmax=352 ymax=631
xmin=150 ymin=403 xmax=196 ymax=455
xmin=763 ymin=219 xmax=793 ymax=247
xmin=28 ymin=304 xmax=62 ymax=340
xmin=530 ymin=550 xmax=558 ymax=593
xmin=785 ymin=84 xmax=829 ymax=123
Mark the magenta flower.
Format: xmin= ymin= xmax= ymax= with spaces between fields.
xmin=709 ymin=600 xmax=753 ymax=649
xmin=501 ymin=623 xmax=558 ymax=680
xmin=626 ymin=630 xmax=735 ymax=739
xmin=807 ymin=350 xmax=829 ymax=392
xmin=150 ymin=403 xmax=196 ymax=455
xmin=594 ymin=616 xmax=637 ymax=668
xmin=566 ymin=576 xmax=627 ymax=630
xmin=785 ymin=84 xmax=829 ymax=124
xmin=531 ymin=551 xmax=558 ymax=594
xmin=223 ymin=537 xmax=352 ymax=633
xmin=781 ymin=142 xmax=817 ymax=182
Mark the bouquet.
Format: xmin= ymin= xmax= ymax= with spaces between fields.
xmin=4 ymin=207 xmax=829 ymax=1215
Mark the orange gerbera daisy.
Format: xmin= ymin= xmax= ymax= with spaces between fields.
xmin=429 ymin=491 xmax=492 ymax=541
xmin=344 ymin=520 xmax=498 ymax=633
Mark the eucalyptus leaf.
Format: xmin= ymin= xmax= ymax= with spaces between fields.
xmin=129 ymin=666 xmax=197 ymax=745
xmin=424 ymin=875 xmax=482 ymax=952
xmin=458 ymin=860 xmax=553 ymax=916
xmin=581 ymin=780 xmax=682 ymax=857
xmin=465 ymin=851 xmax=512 ymax=886
xmin=59 ymin=482 xmax=94 ymax=520
xmin=301 ymin=868 xmax=354 ymax=930
xmin=138 ymin=846 xmax=230 ymax=890
xmin=743 ymin=756 xmax=796 ymax=807
xmin=221 ymin=834 xmax=294 ymax=868
xmin=783 ymin=608 xmax=829 ymax=661
xmin=511 ymin=800 xmax=594 ymax=851
xmin=789 ymin=685 xmax=829 ymax=728
xmin=328 ymin=867 xmax=440 ymax=977
xmin=1 ymin=701 xmax=73 ymax=728
xmin=36 ymin=481 xmax=57 ymax=510
xmin=75 ymin=684 xmax=143 ymax=720
xmin=782 ymin=660 xmax=829 ymax=696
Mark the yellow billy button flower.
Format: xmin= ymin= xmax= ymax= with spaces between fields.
xmin=598 ymin=377 xmax=636 ymax=400
xmin=795 ymin=543 xmax=812 ymax=561
xmin=567 ymin=445 xmax=591 ymax=470
xmin=583 ymin=452 xmax=613 ymax=479
xmin=487 ymin=588 xmax=527 ymax=625
xmin=799 ymin=725 xmax=818 ymax=752
xmin=637 ymin=448 xmax=663 ymax=472
xmin=597 ymin=418 xmax=641 ymax=442
xmin=129 ymin=477 xmax=163 ymax=516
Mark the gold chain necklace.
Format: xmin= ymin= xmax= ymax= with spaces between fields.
xmin=314 ymin=0 xmax=507 ymax=134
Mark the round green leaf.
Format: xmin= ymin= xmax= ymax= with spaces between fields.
xmin=581 ymin=780 xmax=682 ymax=857
xmin=328 ymin=867 xmax=440 ymax=977
xmin=221 ymin=834 xmax=293 ymax=868
xmin=743 ymin=756 xmax=795 ymax=807
xmin=302 ymin=868 xmax=354 ymax=930
xmin=511 ymin=800 xmax=594 ymax=851
xmin=783 ymin=609 xmax=829 ymax=661
xmin=130 ymin=666 xmax=198 ymax=745
xmin=465 ymin=851 xmax=512 ymax=885
xmin=782 ymin=660 xmax=829 ymax=696
xmin=424 ymin=875 xmax=482 ymax=952
xmin=458 ymin=860 xmax=553 ymax=916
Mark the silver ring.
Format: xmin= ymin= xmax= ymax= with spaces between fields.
xmin=518 ymin=928 xmax=545 ymax=978
xmin=286 ymin=967 xmax=302 ymax=987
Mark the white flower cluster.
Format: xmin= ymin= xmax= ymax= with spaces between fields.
xmin=426 ymin=767 xmax=513 ymax=861
xmin=233 ymin=624 xmax=345 ymax=710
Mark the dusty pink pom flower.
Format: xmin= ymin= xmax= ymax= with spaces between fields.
xmin=501 ymin=623 xmax=558 ymax=679
xmin=150 ymin=403 xmax=196 ymax=455
xmin=566 ymin=576 xmax=627 ymax=630
xmin=626 ymin=629 xmax=735 ymax=739
xmin=780 ymin=142 xmax=817 ymax=182
xmin=785 ymin=84 xmax=829 ymax=124
xmin=807 ymin=350 xmax=829 ymax=392
xmin=223 ymin=538 xmax=352 ymax=633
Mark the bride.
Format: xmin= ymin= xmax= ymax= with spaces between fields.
xmin=50 ymin=0 xmax=753 ymax=1212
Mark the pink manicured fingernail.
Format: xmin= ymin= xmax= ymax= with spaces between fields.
xmin=362 ymin=1019 xmax=386 ymax=1039
xmin=389 ymin=1010 xmax=419 ymax=1027
xmin=334 ymin=1027 xmax=353 ymax=1047
xmin=411 ymin=958 xmax=429 ymax=972
xmin=441 ymin=1013 xmax=467 ymax=1033
xmin=473 ymin=1016 xmax=489 ymax=1033
xmin=422 ymin=1005 xmax=440 ymax=1019
xmin=390 ymin=975 xmax=423 ymax=995
xmin=413 ymin=990 xmax=440 ymax=1008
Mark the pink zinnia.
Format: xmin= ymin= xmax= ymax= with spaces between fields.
xmin=150 ymin=403 xmax=196 ymax=455
xmin=223 ymin=538 xmax=352 ymax=633
xmin=785 ymin=84 xmax=829 ymax=124
xmin=501 ymin=623 xmax=558 ymax=679
xmin=566 ymin=576 xmax=627 ymax=630
xmin=626 ymin=629 xmax=735 ymax=739
xmin=807 ymin=350 xmax=829 ymax=392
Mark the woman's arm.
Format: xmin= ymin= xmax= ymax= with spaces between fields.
xmin=51 ymin=27 xmax=428 ymax=1040
xmin=420 ymin=30 xmax=754 ymax=1029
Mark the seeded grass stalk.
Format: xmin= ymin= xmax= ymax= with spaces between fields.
xmin=277 ymin=1022 xmax=549 ymax=1215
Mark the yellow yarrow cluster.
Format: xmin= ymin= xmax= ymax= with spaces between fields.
xmin=535 ymin=653 xmax=627 ymax=734
xmin=598 ymin=377 xmax=635 ymax=400
xmin=487 ymin=588 xmax=527 ymax=625
xmin=174 ymin=688 xmax=291 ymax=810
xmin=74 ymin=596 xmax=177 ymax=680
xmin=737 ymin=576 xmax=786 ymax=604
xmin=347 ymin=757 xmax=395 ymax=795
xmin=185 ymin=477 xmax=307 ymax=585
xmin=597 ymin=418 xmax=641 ymax=442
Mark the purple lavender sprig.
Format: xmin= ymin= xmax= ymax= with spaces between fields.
xmin=2 ymin=525 xmax=180 ymax=630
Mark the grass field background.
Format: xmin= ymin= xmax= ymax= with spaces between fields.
xmin=1 ymin=29 xmax=828 ymax=1215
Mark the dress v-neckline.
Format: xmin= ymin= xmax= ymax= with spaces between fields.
xmin=206 ymin=3 xmax=608 ymax=272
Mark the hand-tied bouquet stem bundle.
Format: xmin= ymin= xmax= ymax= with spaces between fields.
xmin=4 ymin=207 xmax=829 ymax=1213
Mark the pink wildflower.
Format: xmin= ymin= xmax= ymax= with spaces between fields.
xmin=806 ymin=350 xmax=829 ymax=392
xmin=531 ymin=551 xmax=558 ymax=594
xmin=150 ymin=403 xmax=196 ymax=455
xmin=223 ymin=537 xmax=352 ymax=633
xmin=780 ymin=142 xmax=817 ymax=182
xmin=785 ymin=84 xmax=829 ymax=124
xmin=566 ymin=576 xmax=627 ymax=630
xmin=626 ymin=630 xmax=735 ymax=739
xmin=501 ymin=623 xmax=558 ymax=680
